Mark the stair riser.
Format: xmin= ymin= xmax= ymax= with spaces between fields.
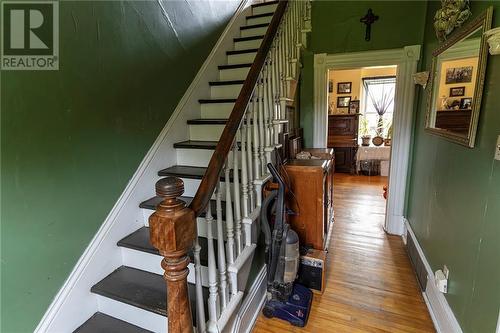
xmin=95 ymin=296 xmax=166 ymax=333
xmin=219 ymin=66 xmax=250 ymax=81
xmin=234 ymin=39 xmax=262 ymax=51
xmin=177 ymin=148 xmax=240 ymax=168
xmin=240 ymin=26 xmax=268 ymax=38
xmin=189 ymin=124 xmax=225 ymax=141
xmin=252 ymin=3 xmax=278 ymax=16
xmin=120 ymin=248 xmax=210 ymax=287
xmin=227 ymin=52 xmax=256 ymax=65
xmin=247 ymin=15 xmax=272 ymax=25
xmin=200 ymin=102 xmax=234 ymax=119
xmin=210 ymin=84 xmax=243 ymax=99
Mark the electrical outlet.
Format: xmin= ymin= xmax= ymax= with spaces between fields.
xmin=443 ymin=265 xmax=450 ymax=279
xmin=495 ymin=135 xmax=500 ymax=161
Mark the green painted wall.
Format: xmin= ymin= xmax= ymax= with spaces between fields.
xmin=0 ymin=1 xmax=239 ymax=332
xmin=407 ymin=2 xmax=500 ymax=332
xmin=299 ymin=1 xmax=428 ymax=147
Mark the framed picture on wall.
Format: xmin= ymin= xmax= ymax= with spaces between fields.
xmin=349 ymin=100 xmax=360 ymax=114
xmin=337 ymin=82 xmax=352 ymax=94
xmin=337 ymin=96 xmax=351 ymax=108
xmin=445 ymin=66 xmax=473 ymax=84
xmin=449 ymin=86 xmax=465 ymax=97
xmin=328 ymin=80 xmax=333 ymax=93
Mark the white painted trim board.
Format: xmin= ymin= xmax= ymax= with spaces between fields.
xmin=34 ymin=1 xmax=253 ymax=331
xmin=404 ymin=219 xmax=463 ymax=333
xmin=313 ymin=46 xmax=421 ymax=235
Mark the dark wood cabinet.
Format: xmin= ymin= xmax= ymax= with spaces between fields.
xmin=328 ymin=114 xmax=359 ymax=173
xmin=285 ymin=149 xmax=334 ymax=250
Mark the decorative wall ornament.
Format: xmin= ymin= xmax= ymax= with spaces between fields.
xmin=413 ymin=71 xmax=430 ymax=89
xmin=360 ymin=8 xmax=379 ymax=41
xmin=484 ymin=27 xmax=500 ymax=55
xmin=434 ymin=0 xmax=472 ymax=42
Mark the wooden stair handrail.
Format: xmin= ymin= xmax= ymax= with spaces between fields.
xmin=189 ymin=0 xmax=288 ymax=216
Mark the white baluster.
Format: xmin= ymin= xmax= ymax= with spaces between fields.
xmin=215 ymin=183 xmax=228 ymax=310
xmin=241 ymin=119 xmax=249 ymax=220
xmin=232 ymin=143 xmax=242 ymax=256
xmin=193 ymin=237 xmax=206 ymax=333
xmin=248 ymin=100 xmax=256 ymax=209
xmin=257 ymin=77 xmax=266 ymax=176
xmin=205 ymin=205 xmax=218 ymax=332
xmin=224 ymin=159 xmax=235 ymax=266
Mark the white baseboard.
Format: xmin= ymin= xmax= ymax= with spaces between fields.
xmin=404 ymin=219 xmax=463 ymax=333
xmin=230 ymin=265 xmax=267 ymax=333
xmin=34 ymin=1 xmax=252 ymax=331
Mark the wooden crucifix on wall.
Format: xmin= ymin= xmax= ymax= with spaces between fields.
xmin=360 ymin=8 xmax=379 ymax=41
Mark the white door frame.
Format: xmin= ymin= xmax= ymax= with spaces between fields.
xmin=313 ymin=45 xmax=421 ymax=235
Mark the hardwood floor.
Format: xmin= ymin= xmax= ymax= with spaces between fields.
xmin=252 ymin=173 xmax=435 ymax=333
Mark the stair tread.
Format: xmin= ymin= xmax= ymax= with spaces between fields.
xmin=240 ymin=23 xmax=269 ymax=30
xmin=209 ymin=80 xmax=245 ymax=86
xmin=91 ymin=266 xmax=207 ymax=319
xmin=218 ymin=63 xmax=252 ymax=70
xmin=187 ymin=119 xmax=228 ymax=125
xmin=234 ymin=35 xmax=264 ymax=42
xmin=251 ymin=1 xmax=279 ymax=8
xmin=74 ymin=312 xmax=152 ymax=333
xmin=246 ymin=12 xmax=274 ymax=19
xmin=118 ymin=227 xmax=219 ymax=267
xmin=226 ymin=48 xmax=258 ymax=55
xmin=158 ymin=164 xmax=240 ymax=181
xmin=173 ymin=140 xmax=218 ymax=150
xmin=198 ymin=98 xmax=236 ymax=104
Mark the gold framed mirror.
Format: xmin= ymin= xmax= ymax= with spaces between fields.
xmin=425 ymin=7 xmax=493 ymax=148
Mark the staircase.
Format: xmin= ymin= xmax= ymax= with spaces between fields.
xmin=72 ymin=1 xmax=310 ymax=332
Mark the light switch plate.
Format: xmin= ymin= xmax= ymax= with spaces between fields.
xmin=495 ymin=135 xmax=500 ymax=161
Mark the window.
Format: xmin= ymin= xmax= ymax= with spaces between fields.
xmin=361 ymin=76 xmax=396 ymax=137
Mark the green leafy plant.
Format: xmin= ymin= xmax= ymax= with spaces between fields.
xmin=359 ymin=115 xmax=371 ymax=137
xmin=384 ymin=120 xmax=393 ymax=139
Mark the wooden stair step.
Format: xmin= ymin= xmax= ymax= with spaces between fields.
xmin=91 ymin=266 xmax=207 ymax=320
xmin=251 ymin=1 xmax=279 ymax=9
xmin=226 ymin=48 xmax=258 ymax=55
xmin=246 ymin=12 xmax=274 ymax=20
xmin=173 ymin=140 xmax=219 ymax=150
xmin=74 ymin=312 xmax=152 ymax=333
xmin=117 ymin=227 xmax=219 ymax=267
xmin=198 ymin=99 xmax=236 ymax=104
xmin=240 ymin=23 xmax=269 ymax=31
xmin=139 ymin=195 xmax=228 ymax=221
xmin=218 ymin=63 xmax=252 ymax=70
xmin=234 ymin=35 xmax=264 ymax=43
xmin=158 ymin=165 xmax=240 ymax=182
xmin=209 ymin=80 xmax=245 ymax=86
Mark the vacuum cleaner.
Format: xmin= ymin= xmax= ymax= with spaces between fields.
xmin=260 ymin=163 xmax=313 ymax=327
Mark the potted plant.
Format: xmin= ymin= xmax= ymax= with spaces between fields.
xmin=384 ymin=120 xmax=393 ymax=146
xmin=359 ymin=115 xmax=371 ymax=146
xmin=367 ymin=83 xmax=394 ymax=146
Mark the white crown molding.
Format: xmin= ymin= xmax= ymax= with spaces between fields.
xmin=313 ymin=45 xmax=421 ymax=236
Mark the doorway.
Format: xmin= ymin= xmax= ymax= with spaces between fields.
xmin=313 ymin=46 xmax=421 ymax=235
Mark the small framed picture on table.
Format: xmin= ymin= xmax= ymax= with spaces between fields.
xmin=349 ymin=100 xmax=360 ymax=114
xmin=460 ymin=97 xmax=472 ymax=109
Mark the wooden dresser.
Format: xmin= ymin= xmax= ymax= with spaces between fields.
xmin=328 ymin=114 xmax=360 ymax=173
xmin=284 ymin=150 xmax=334 ymax=250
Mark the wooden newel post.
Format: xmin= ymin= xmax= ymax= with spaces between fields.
xmin=149 ymin=177 xmax=196 ymax=333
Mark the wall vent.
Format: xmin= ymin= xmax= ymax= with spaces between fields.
xmin=406 ymin=232 xmax=428 ymax=291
